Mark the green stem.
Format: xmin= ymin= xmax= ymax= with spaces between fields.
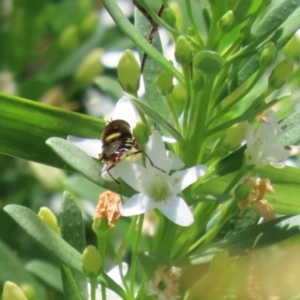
xmin=130 ymin=215 xmax=144 ymax=299
xmin=89 ymin=277 xmax=98 ymax=300
xmin=137 ymin=0 xmax=181 ymax=38
xmin=102 ymin=0 xmax=185 ymax=85
xmin=62 ymin=265 xmax=82 ymax=300
xmin=187 ymin=166 xmax=249 ymax=252
xmin=165 ymin=94 xmax=181 ymax=133
xmin=184 ymin=0 xmax=204 ymax=48
xmin=208 ymin=69 xmax=266 ymax=128
xmin=182 ymin=64 xmax=193 ymax=136
xmin=116 ymin=217 xmax=138 ymax=297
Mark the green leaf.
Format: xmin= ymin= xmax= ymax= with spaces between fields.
xmin=4 ymin=204 xmax=83 ymax=272
xmin=131 ymin=97 xmax=183 ymax=141
xmin=278 ymin=110 xmax=300 ymax=144
xmin=186 ymin=215 xmax=300 ymax=265
xmin=252 ymin=0 xmax=300 ymax=40
xmin=46 ymin=137 xmax=135 ymax=196
xmin=26 ymin=260 xmax=63 ymax=293
xmin=0 ymin=92 xmax=104 ymax=169
xmin=238 ymin=0 xmax=300 ymax=85
xmin=221 ymin=214 xmax=300 ymax=255
xmin=0 ymin=240 xmax=47 ymax=300
xmin=134 ymin=9 xmax=171 ymax=123
xmin=3 ymin=204 xmax=125 ymax=298
xmin=60 ymin=192 xmax=88 ymax=300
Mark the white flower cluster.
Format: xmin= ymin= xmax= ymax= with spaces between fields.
xmin=68 ymin=96 xmax=206 ymax=227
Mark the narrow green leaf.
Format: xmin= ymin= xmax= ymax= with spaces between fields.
xmin=0 ymin=92 xmax=104 ymax=169
xmin=131 ymin=97 xmax=183 ymax=141
xmin=134 ymin=9 xmax=171 ymax=123
xmin=0 ymin=240 xmax=47 ymax=300
xmin=252 ymin=0 xmax=300 ymax=39
xmin=26 ymin=260 xmax=63 ymax=293
xmin=222 ymin=214 xmax=300 ymax=255
xmin=4 ymin=204 xmax=83 ymax=272
xmin=238 ymin=0 xmax=300 ymax=85
xmin=278 ymin=111 xmax=300 ymax=145
xmin=186 ymin=215 xmax=300 ymax=264
xmin=4 ymin=204 xmax=126 ymax=298
xmin=60 ymin=192 xmax=88 ymax=300
xmin=46 ymin=137 xmax=135 ymax=196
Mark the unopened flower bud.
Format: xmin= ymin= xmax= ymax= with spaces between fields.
xmin=268 ymin=58 xmax=293 ymax=90
xmin=161 ymin=7 xmax=176 ymax=28
xmin=154 ymin=70 xmax=173 ymax=95
xmin=259 ymin=42 xmax=277 ymax=69
xmin=59 ymin=25 xmax=79 ymax=52
xmin=38 ymin=207 xmax=60 ymax=235
xmin=117 ymin=50 xmax=140 ymax=94
xmin=169 ymin=2 xmax=183 ymax=31
xmin=193 ymin=50 xmax=225 ymax=76
xmin=82 ymin=245 xmax=102 ymax=277
xmin=223 ymin=123 xmax=246 ymax=150
xmin=20 ymin=284 xmax=36 ymax=300
xmin=234 ymin=182 xmax=251 ymax=203
xmin=218 ymin=10 xmax=234 ymax=33
xmin=175 ymin=36 xmax=193 ymax=65
xmin=75 ymin=49 xmax=104 ymax=87
xmin=80 ymin=12 xmax=98 ymax=37
xmin=2 ymin=281 xmax=27 ymax=300
xmin=133 ymin=122 xmax=149 ymax=147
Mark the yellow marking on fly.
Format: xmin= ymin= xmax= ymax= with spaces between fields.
xmin=106 ymin=132 xmax=121 ymax=142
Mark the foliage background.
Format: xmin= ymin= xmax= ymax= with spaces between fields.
xmin=2 ymin=0 xmax=300 ymax=299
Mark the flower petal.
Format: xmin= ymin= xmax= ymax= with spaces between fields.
xmin=160 ymin=196 xmax=194 ymax=226
xmin=146 ymin=131 xmax=168 ymax=171
xmin=120 ymin=193 xmax=156 ymax=216
xmin=113 ymin=96 xmax=137 ymax=129
xmin=67 ymin=136 xmax=101 ymax=159
xmin=107 ymin=263 xmax=128 ymax=284
xmin=115 ymin=161 xmax=145 ymax=192
xmin=167 ymin=151 xmax=184 ymax=170
xmin=171 ymin=164 xmax=207 ymax=194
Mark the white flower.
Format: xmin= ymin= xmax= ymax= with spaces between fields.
xmin=145 ymin=266 xmax=181 ymax=300
xmin=88 ymin=263 xmax=128 ymax=300
xmin=113 ymin=131 xmax=207 ymax=227
xmin=68 ymin=96 xmax=137 ymax=179
xmin=68 ymin=96 xmax=175 ymax=180
xmin=244 ymin=108 xmax=300 ymax=169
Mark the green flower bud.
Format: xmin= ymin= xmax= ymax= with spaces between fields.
xmin=80 ymin=12 xmax=98 ymax=37
xmin=82 ymin=245 xmax=102 ymax=277
xmin=38 ymin=207 xmax=60 ymax=235
xmin=218 ymin=10 xmax=234 ymax=33
xmin=175 ymin=36 xmax=193 ymax=65
xmin=259 ymin=42 xmax=277 ymax=69
xmin=133 ymin=122 xmax=149 ymax=147
xmin=20 ymin=284 xmax=37 ymax=300
xmin=117 ymin=50 xmax=140 ymax=94
xmin=2 ymin=282 xmax=27 ymax=300
xmin=58 ymin=25 xmax=79 ymax=52
xmin=169 ymin=2 xmax=183 ymax=31
xmin=92 ymin=218 xmax=110 ymax=238
xmin=193 ymin=50 xmax=225 ymax=76
xmin=161 ymin=7 xmax=176 ymax=28
xmin=75 ymin=48 xmax=104 ymax=87
xmin=223 ymin=123 xmax=246 ymax=150
xmin=154 ymin=70 xmax=174 ymax=95
xmin=284 ymin=34 xmax=300 ymax=59
xmin=268 ymin=58 xmax=293 ymax=90
xmin=234 ymin=182 xmax=251 ymax=203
